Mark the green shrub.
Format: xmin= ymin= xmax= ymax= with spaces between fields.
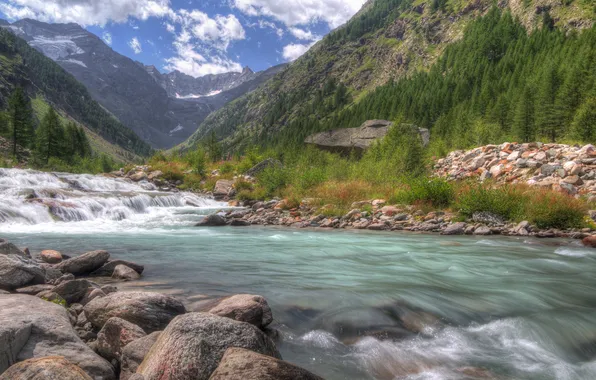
xmin=391 ymin=177 xmax=455 ymax=208
xmin=258 ymin=167 xmax=289 ymax=196
xmin=524 ymin=189 xmax=587 ymax=229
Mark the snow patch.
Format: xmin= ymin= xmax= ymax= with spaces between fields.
xmin=29 ymin=35 xmax=85 ymax=60
xmin=175 ymin=90 xmax=222 ymax=99
xmin=61 ymin=59 xmax=87 ymax=68
xmin=169 ymin=125 xmax=184 ymax=135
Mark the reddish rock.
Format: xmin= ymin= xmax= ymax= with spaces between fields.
xmin=583 ymin=236 xmax=596 ymax=248
xmin=40 ymin=250 xmax=63 ymax=264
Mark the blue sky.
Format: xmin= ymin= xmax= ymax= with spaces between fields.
xmin=0 ymin=0 xmax=366 ymax=76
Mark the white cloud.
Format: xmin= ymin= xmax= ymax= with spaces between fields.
xmin=0 ymin=0 xmax=173 ymax=26
xmin=233 ymin=0 xmax=367 ymax=28
xmin=102 ymin=32 xmax=112 ymax=46
xmin=289 ymin=27 xmax=318 ymax=41
xmin=282 ymin=41 xmax=316 ymax=61
xmin=128 ymin=37 xmax=142 ymax=54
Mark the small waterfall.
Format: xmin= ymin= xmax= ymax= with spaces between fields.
xmin=0 ymin=168 xmax=225 ymax=228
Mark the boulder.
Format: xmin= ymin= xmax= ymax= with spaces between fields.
xmin=120 ymin=332 xmax=161 ymax=380
xmin=583 ymin=236 xmax=596 ymax=248
xmin=53 ymin=279 xmax=92 ymax=304
xmin=441 ymin=222 xmax=466 ymax=235
xmin=229 ymin=219 xmax=250 ymax=227
xmin=56 ymin=250 xmax=110 ymax=276
xmin=84 ymin=291 xmax=186 ymax=332
xmin=40 ymin=250 xmax=63 ymax=264
xmin=137 ymin=313 xmax=281 ymax=380
xmin=15 ymin=284 xmax=55 ymax=295
xmin=210 ymin=347 xmax=324 ymax=380
xmin=201 ymin=294 xmax=273 ymax=329
xmin=130 ymin=172 xmax=148 ymax=182
xmin=112 ymin=265 xmax=141 ymax=281
xmin=0 ymin=356 xmax=93 ymax=380
xmin=0 ymin=294 xmax=115 ymax=379
xmin=474 ymin=226 xmax=493 ymax=236
xmin=96 ymin=317 xmax=146 ymax=363
xmin=0 ymin=254 xmax=46 ymax=290
xmin=90 ymin=260 xmax=145 ymax=277
xmin=0 ymin=239 xmax=28 ymax=258
xmin=245 ymin=159 xmax=283 ymax=177
xmin=214 ymin=180 xmax=235 ymax=200
xmin=196 ymin=214 xmax=227 ymax=227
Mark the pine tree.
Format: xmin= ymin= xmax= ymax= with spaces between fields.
xmin=0 ymin=111 xmax=9 ymax=137
xmin=8 ymin=87 xmax=34 ymax=160
xmin=513 ymin=86 xmax=535 ymax=142
xmin=571 ymin=97 xmax=596 ymax=142
xmin=206 ymin=130 xmax=222 ymax=163
xmin=36 ymin=107 xmax=65 ymax=164
xmin=535 ymin=65 xmax=564 ymax=141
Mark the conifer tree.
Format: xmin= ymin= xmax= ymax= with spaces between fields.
xmin=571 ymin=97 xmax=596 ymax=142
xmin=513 ymin=86 xmax=535 ymax=142
xmin=0 ymin=111 xmax=9 ymax=137
xmin=536 ymin=65 xmax=564 ymax=141
xmin=8 ymin=87 xmax=34 ymax=160
xmin=206 ymin=130 xmax=222 ymax=162
xmin=36 ymin=107 xmax=65 ymax=164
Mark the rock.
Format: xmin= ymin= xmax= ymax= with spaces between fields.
xmin=472 ymin=212 xmax=505 ymax=225
xmin=201 ymin=294 xmax=273 ymax=329
xmin=367 ymin=223 xmax=388 ymax=231
xmin=101 ymin=285 xmax=118 ymax=294
xmin=84 ymin=291 xmax=186 ymax=333
xmin=80 ymin=288 xmax=106 ymax=306
xmin=54 ymin=273 xmax=75 ymax=285
xmin=40 ymin=250 xmax=63 ymax=264
xmin=130 ymin=172 xmax=148 ymax=182
xmin=56 ymin=250 xmax=110 ymax=276
xmin=90 ymin=260 xmax=145 ymax=277
xmin=137 ymin=312 xmax=281 ymax=380
xmin=120 ymin=332 xmax=161 ymax=380
xmin=0 ymin=253 xmax=46 ymax=290
xmin=53 ymin=279 xmax=92 ymax=305
xmin=214 ymin=180 xmax=235 ymax=200
xmin=474 ymin=226 xmax=493 ymax=236
xmin=196 ymin=214 xmax=227 ymax=227
xmin=96 ymin=317 xmax=146 ymax=363
xmin=0 ymin=356 xmax=93 ymax=380
xmin=229 ymin=219 xmax=250 ymax=226
xmin=36 ymin=291 xmax=67 ymax=305
xmin=43 ymin=266 xmax=63 ymax=284
xmin=245 ymin=159 xmax=283 ymax=177
xmin=147 ymin=171 xmax=163 ymax=181
xmin=210 ymin=347 xmax=324 ymax=380
xmin=0 ymin=239 xmax=28 ymax=258
xmin=380 ymin=206 xmax=400 ymax=216
xmin=442 ymin=222 xmax=466 ymax=235
xmin=562 ymin=175 xmax=582 ymax=186
xmin=15 ymin=284 xmax=55 ymax=295
xmin=583 ymin=236 xmax=596 ymax=248
xmin=112 ymin=264 xmax=141 ymax=281
xmin=0 ymin=294 xmax=115 ymax=379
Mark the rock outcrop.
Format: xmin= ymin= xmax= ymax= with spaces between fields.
xmin=96 ymin=317 xmax=146 ymax=362
xmin=0 ymin=356 xmax=93 ymax=380
xmin=137 ymin=312 xmax=281 ymax=380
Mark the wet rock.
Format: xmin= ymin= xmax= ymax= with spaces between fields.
xmin=229 ymin=219 xmax=250 ymax=226
xmin=210 ymin=347 xmax=324 ymax=380
xmin=130 ymin=172 xmax=148 ymax=182
xmin=112 ymin=264 xmax=141 ymax=281
xmin=90 ymin=260 xmax=144 ymax=277
xmin=137 ymin=312 xmax=280 ymax=380
xmin=84 ymin=291 xmax=186 ymax=333
xmin=474 ymin=226 xmax=493 ymax=236
xmin=96 ymin=317 xmax=146 ymax=363
xmin=56 ymin=250 xmax=110 ymax=276
xmin=196 ymin=214 xmax=227 ymax=227
xmin=442 ymin=222 xmax=466 ymax=235
xmin=53 ymin=279 xmax=92 ymax=305
xmin=0 ymin=294 xmax=115 ymax=379
xmin=201 ymin=294 xmax=273 ymax=329
xmin=0 ymin=356 xmax=93 ymax=380
xmin=583 ymin=236 xmax=596 ymax=248
xmin=0 ymin=239 xmax=28 ymax=258
xmin=40 ymin=250 xmax=63 ymax=264
xmin=120 ymin=332 xmax=161 ymax=380
xmin=15 ymin=284 xmax=55 ymax=295
xmin=0 ymin=253 xmax=46 ymax=290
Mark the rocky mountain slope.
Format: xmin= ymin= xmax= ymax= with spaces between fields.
xmin=2 ymin=19 xmax=282 ymax=149
xmin=0 ymin=27 xmax=152 ymax=158
xmin=180 ymin=0 xmax=594 ymax=151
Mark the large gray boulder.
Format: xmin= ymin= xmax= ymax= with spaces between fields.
xmin=137 ymin=312 xmax=281 ymax=380
xmin=120 ymin=332 xmax=161 ymax=380
xmin=0 ymin=239 xmax=28 ymax=258
xmin=305 ymin=120 xmax=430 ymax=155
xmin=56 ymin=250 xmax=110 ymax=276
xmin=0 ymin=294 xmax=115 ymax=379
xmin=53 ymin=279 xmax=92 ymax=305
xmin=84 ymin=292 xmax=186 ymax=332
xmin=96 ymin=317 xmax=146 ymax=363
xmin=196 ymin=214 xmax=227 ymax=227
xmin=90 ymin=260 xmax=144 ymax=277
xmin=201 ymin=294 xmax=273 ymax=329
xmin=0 ymin=356 xmax=93 ymax=380
xmin=0 ymin=254 xmax=45 ymax=290
xmin=112 ymin=265 xmax=141 ymax=281
xmin=210 ymin=347 xmax=324 ymax=380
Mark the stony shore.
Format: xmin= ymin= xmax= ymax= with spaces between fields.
xmin=0 ymin=238 xmax=323 ymax=380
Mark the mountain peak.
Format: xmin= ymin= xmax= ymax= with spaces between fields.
xmin=242 ymin=66 xmax=254 ymax=75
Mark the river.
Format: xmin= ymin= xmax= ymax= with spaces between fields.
xmin=1 ymin=168 xmax=596 ymax=379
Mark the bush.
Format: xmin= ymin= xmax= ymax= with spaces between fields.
xmin=258 ymin=167 xmax=289 ymax=196
xmin=524 ymin=189 xmax=587 ymax=229
xmin=391 ymin=177 xmax=455 ymax=208
xmin=455 ymin=183 xmax=525 ymax=220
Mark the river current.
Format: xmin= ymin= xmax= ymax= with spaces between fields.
xmin=1 ymin=168 xmax=596 ymax=380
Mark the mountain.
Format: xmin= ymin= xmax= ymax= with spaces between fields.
xmin=0 ymin=27 xmax=152 ymax=158
xmin=180 ymin=0 xmax=594 ymax=151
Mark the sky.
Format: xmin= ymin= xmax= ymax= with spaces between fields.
xmin=0 ymin=0 xmax=367 ymax=77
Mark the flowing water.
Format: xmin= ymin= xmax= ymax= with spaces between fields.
xmin=2 ymin=168 xmax=596 ymax=380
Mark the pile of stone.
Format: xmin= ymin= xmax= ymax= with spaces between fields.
xmin=0 ymin=238 xmax=324 ymax=380
xmin=434 ymin=142 xmax=596 ymax=201
xmin=107 ymin=166 xmax=181 ymax=192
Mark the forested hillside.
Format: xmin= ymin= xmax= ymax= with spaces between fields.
xmin=0 ymin=28 xmax=152 ymax=158
xmin=181 ymin=0 xmax=594 ymax=153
